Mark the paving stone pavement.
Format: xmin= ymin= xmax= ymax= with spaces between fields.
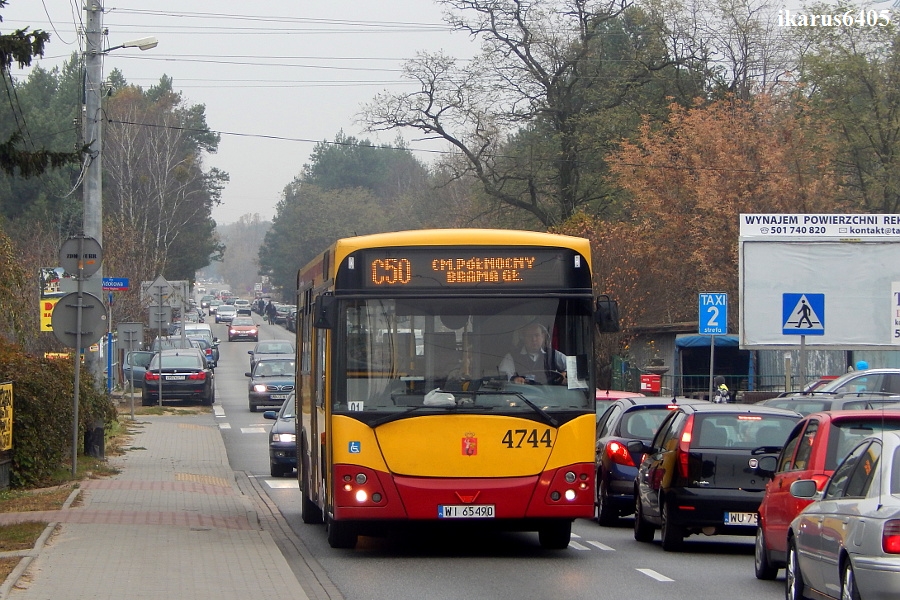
xmin=0 ymin=414 xmax=312 ymax=600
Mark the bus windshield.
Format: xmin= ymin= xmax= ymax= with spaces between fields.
xmin=335 ymin=296 xmax=594 ymax=415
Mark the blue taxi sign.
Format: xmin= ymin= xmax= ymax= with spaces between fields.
xmin=699 ymin=293 xmax=727 ymax=335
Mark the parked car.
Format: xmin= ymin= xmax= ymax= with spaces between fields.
xmin=142 ymin=348 xmax=215 ymax=406
xmin=228 ymin=316 xmax=259 ymax=342
xmin=214 ymin=304 xmax=237 ymax=324
xmin=631 ymin=402 xmax=801 ymax=551
xmin=760 ymin=393 xmax=900 ymax=416
xmin=594 ymin=397 xmax=681 ymax=524
xmin=248 ymin=339 xmax=295 ymax=370
xmin=189 ymin=336 xmax=217 ymax=369
xmin=176 ymin=323 xmax=219 ymax=366
xmin=263 ymin=393 xmax=296 ymax=477
xmin=122 ymin=350 xmax=154 ymax=389
xmin=150 ymin=336 xmax=202 ymax=352
xmin=285 ymin=308 xmax=298 ymax=333
xmin=783 ymin=368 xmax=900 ymax=397
xmin=786 ymin=431 xmax=900 ymax=600
xmin=274 ymin=304 xmax=294 ymax=325
xmin=755 ymin=409 xmax=900 ymax=579
xmin=245 ymin=357 xmax=295 ymax=412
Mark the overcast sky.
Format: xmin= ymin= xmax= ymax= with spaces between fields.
xmin=6 ymin=1 xmax=477 ymax=225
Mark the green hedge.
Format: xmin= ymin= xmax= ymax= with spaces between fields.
xmin=0 ymin=337 xmax=117 ymax=487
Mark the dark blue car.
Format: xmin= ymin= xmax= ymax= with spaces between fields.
xmin=263 ymin=393 xmax=296 ymax=477
xmin=595 ymin=397 xmax=681 ymax=524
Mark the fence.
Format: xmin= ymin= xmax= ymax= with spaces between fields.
xmin=614 ymin=367 xmax=830 ymax=402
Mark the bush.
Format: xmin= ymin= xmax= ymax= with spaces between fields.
xmin=0 ymin=337 xmax=116 ymax=487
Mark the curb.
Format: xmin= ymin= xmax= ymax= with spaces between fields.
xmin=0 ymin=486 xmax=81 ymax=600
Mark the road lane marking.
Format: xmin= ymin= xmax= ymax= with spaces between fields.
xmin=586 ymin=540 xmax=615 ymax=551
xmin=636 ymin=568 xmax=674 ymax=582
xmin=266 ymin=479 xmax=299 ymax=489
xmin=568 ymin=541 xmax=590 ymax=550
xmin=241 ymin=427 xmax=267 ymax=434
xmin=213 ymin=405 xmax=225 ymax=417
xmin=219 ymin=423 xmax=231 ymax=429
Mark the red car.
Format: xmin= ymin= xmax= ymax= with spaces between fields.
xmin=755 ymin=409 xmax=900 ymax=579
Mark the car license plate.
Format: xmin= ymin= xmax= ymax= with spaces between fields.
xmin=270 ymin=394 xmax=287 ymax=400
xmin=438 ymin=504 xmax=495 ymax=518
xmin=724 ymin=512 xmax=757 ymax=526
xmin=165 ymin=375 xmax=185 ymax=381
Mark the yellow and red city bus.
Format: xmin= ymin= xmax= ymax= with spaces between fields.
xmin=294 ymin=229 xmax=618 ymax=549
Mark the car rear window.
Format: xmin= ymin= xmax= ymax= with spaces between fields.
xmin=620 ymin=408 xmax=672 ymax=439
xmin=826 ymin=419 xmax=900 ymax=470
xmin=766 ymin=399 xmax=831 ymax=414
xmin=257 ymin=343 xmax=292 ymax=353
xmin=152 ymin=355 xmax=203 ymax=369
xmin=694 ymin=414 xmax=798 ymax=449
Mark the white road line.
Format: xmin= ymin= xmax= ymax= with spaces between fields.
xmin=241 ymin=427 xmax=267 ymax=434
xmin=586 ymin=540 xmax=615 ymax=551
xmin=219 ymin=423 xmax=231 ymax=429
xmin=213 ymin=405 xmax=226 ymax=417
xmin=266 ymin=479 xmax=299 ymax=489
xmin=568 ymin=541 xmax=590 ymax=550
xmin=636 ymin=568 xmax=674 ymax=582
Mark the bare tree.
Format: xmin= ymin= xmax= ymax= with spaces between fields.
xmin=363 ymin=0 xmax=689 ymax=226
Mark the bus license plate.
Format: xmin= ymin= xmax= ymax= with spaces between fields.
xmin=724 ymin=512 xmax=757 ymax=526
xmin=165 ymin=375 xmax=185 ymax=381
xmin=438 ymin=504 xmax=495 ymax=519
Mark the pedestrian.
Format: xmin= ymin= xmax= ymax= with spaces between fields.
xmin=713 ymin=375 xmax=731 ymax=403
xmin=266 ymin=301 xmax=277 ymax=325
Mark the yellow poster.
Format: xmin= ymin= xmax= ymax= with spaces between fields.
xmin=40 ymin=298 xmax=59 ymax=331
xmin=0 ymin=383 xmax=12 ymax=452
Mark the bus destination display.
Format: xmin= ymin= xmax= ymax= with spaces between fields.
xmin=348 ymin=248 xmax=585 ymax=289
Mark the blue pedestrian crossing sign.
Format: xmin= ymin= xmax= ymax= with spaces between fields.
xmin=782 ymin=293 xmax=825 ymax=336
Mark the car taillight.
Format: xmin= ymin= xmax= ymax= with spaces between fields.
xmin=145 ymin=372 xmax=160 ymax=382
xmin=188 ymin=372 xmax=206 ymax=381
xmin=883 ymin=520 xmax=900 ymax=553
xmin=606 ymin=441 xmax=635 ymax=467
xmin=677 ymin=415 xmax=695 ymax=478
xmin=205 ymin=349 xmax=212 ymax=356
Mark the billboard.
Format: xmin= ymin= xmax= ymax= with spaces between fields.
xmin=740 ymin=214 xmax=900 ymax=349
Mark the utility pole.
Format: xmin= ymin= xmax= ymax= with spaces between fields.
xmin=83 ymin=1 xmax=105 ymax=384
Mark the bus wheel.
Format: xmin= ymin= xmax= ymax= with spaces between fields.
xmin=327 ymin=516 xmax=357 ymax=549
xmin=538 ymin=520 xmax=571 ymax=550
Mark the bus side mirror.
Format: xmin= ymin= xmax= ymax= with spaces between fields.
xmin=314 ymin=294 xmax=336 ymax=329
xmin=595 ymin=295 xmax=619 ymax=333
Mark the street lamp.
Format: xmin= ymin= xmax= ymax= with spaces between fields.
xmin=83 ymin=0 xmax=157 ymax=384
xmin=106 ymin=36 xmax=159 ymax=52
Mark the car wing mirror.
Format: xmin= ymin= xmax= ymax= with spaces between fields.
xmin=245 ymin=372 xmax=252 ymax=377
xmin=626 ymin=439 xmax=647 ymax=455
xmin=789 ymin=479 xmax=819 ymax=499
xmin=756 ymin=455 xmax=778 ymax=478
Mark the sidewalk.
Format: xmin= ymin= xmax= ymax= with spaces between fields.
xmin=0 ymin=413 xmax=313 ymax=600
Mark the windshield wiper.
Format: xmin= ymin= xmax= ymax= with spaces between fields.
xmin=473 ymin=391 xmax=559 ymax=428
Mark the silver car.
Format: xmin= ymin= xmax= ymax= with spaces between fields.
xmin=786 ymin=430 xmax=900 ymax=600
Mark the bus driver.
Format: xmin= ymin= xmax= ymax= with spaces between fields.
xmin=498 ymin=321 xmax=567 ymax=385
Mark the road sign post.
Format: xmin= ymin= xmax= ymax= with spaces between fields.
xmin=699 ymin=293 xmax=728 ymax=400
xmin=54 ymin=236 xmax=103 ymax=477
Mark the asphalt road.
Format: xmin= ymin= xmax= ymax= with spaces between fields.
xmin=208 ymin=317 xmax=789 ymax=600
